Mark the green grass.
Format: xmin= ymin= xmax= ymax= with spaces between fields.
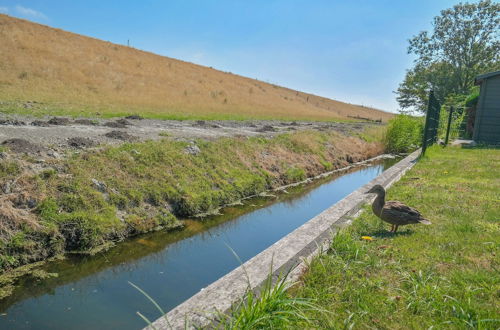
xmin=289 ymin=146 xmax=499 ymax=329
xmin=0 ymin=160 xmax=20 ymax=178
xmin=0 ymin=102 xmax=358 ymax=123
xmin=215 ymin=273 xmax=327 ymax=329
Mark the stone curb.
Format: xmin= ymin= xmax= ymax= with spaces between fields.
xmin=147 ymin=149 xmax=421 ymax=329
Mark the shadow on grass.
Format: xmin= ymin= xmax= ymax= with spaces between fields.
xmin=462 ymin=145 xmax=500 ymax=150
xmin=369 ymin=228 xmax=414 ymax=238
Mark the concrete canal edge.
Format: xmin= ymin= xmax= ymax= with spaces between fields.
xmin=147 ymin=149 xmax=421 ymax=329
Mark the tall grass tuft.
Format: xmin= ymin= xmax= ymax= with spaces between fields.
xmin=383 ymin=115 xmax=424 ymax=153
xmin=215 ymin=271 xmax=327 ymax=329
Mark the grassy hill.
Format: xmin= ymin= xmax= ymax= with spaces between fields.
xmin=0 ymin=14 xmax=392 ymax=121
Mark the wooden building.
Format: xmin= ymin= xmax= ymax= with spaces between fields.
xmin=473 ymin=71 xmax=500 ymax=144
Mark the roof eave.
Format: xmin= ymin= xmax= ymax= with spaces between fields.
xmin=475 ymin=70 xmax=500 ymax=85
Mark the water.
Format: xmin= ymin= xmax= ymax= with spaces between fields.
xmin=0 ymin=158 xmax=398 ymax=329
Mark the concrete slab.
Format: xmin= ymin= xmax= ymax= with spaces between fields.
xmin=451 ymin=139 xmax=476 ymax=146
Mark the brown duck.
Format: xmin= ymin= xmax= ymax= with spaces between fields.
xmin=365 ymin=185 xmax=431 ymax=232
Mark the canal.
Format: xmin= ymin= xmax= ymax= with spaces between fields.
xmin=0 ymin=157 xmax=398 ymax=329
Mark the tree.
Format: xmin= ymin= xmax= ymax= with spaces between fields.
xmin=396 ymin=0 xmax=500 ymax=113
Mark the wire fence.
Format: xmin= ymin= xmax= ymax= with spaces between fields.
xmin=438 ymin=105 xmax=472 ymax=143
xmin=421 ymin=91 xmax=472 ymax=156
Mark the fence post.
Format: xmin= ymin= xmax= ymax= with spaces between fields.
xmin=422 ymin=91 xmax=434 ymax=156
xmin=444 ymin=106 xmax=453 ymax=146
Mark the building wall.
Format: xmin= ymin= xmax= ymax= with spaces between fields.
xmin=473 ymin=75 xmax=500 ymax=144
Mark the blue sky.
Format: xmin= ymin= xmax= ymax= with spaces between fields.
xmin=0 ymin=1 xmax=462 ymax=112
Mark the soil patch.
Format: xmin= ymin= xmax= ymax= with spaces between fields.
xmin=67 ymin=137 xmax=96 ymax=148
xmin=104 ymin=121 xmax=126 ymax=128
xmin=125 ymin=115 xmax=143 ymax=120
xmin=0 ymin=119 xmax=26 ymax=126
xmin=257 ymin=125 xmax=277 ymax=132
xmin=104 ymin=130 xmax=136 ymax=141
xmin=115 ymin=119 xmax=131 ymax=126
xmin=47 ymin=117 xmax=70 ymax=125
xmin=30 ymin=120 xmax=50 ymax=127
xmin=193 ymin=120 xmax=220 ymax=128
xmin=74 ymin=119 xmax=97 ymax=125
xmin=104 ymin=119 xmax=131 ymax=128
xmin=1 ymin=138 xmax=45 ymax=154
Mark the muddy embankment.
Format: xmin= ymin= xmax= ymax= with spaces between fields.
xmin=0 ymin=115 xmax=385 ymax=297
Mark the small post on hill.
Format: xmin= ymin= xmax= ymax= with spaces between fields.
xmin=444 ymin=106 xmax=453 ymax=146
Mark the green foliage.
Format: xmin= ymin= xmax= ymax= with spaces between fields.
xmin=0 ymin=225 xmax=64 ymax=272
xmin=397 ymin=62 xmax=458 ymax=113
xmin=0 ymin=160 xmax=20 ymax=178
xmin=356 ymin=125 xmax=386 ymax=143
xmin=56 ymin=211 xmax=116 ymax=251
xmin=217 ymin=274 xmax=326 ymax=329
xmin=320 ymin=160 xmax=333 ymax=171
xmin=36 ymin=198 xmax=59 ymax=222
xmin=39 ymin=168 xmax=57 ymax=180
xmin=438 ymin=105 xmax=468 ymax=140
xmin=397 ymin=1 xmax=500 ymax=112
xmin=436 ymin=88 xmax=480 ymax=141
xmin=284 ymin=167 xmax=306 ymax=182
xmin=465 ymin=92 xmax=479 ymax=107
xmin=383 ymin=115 xmax=424 ymax=153
xmin=36 ymin=195 xmax=121 ymax=252
xmin=442 ymin=92 xmax=469 ymax=109
xmin=7 ymin=232 xmax=27 ymax=250
xmin=124 ymin=209 xmax=179 ymax=234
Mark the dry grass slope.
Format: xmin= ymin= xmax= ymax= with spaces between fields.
xmin=0 ymin=14 xmax=392 ymax=121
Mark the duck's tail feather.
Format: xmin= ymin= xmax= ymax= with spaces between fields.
xmin=418 ymin=218 xmax=431 ymax=225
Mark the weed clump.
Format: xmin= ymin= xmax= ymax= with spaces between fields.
xmin=0 ymin=161 xmax=21 ymax=178
xmin=383 ymin=115 xmax=423 ymax=153
xmin=285 ymin=167 xmax=306 ymax=182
